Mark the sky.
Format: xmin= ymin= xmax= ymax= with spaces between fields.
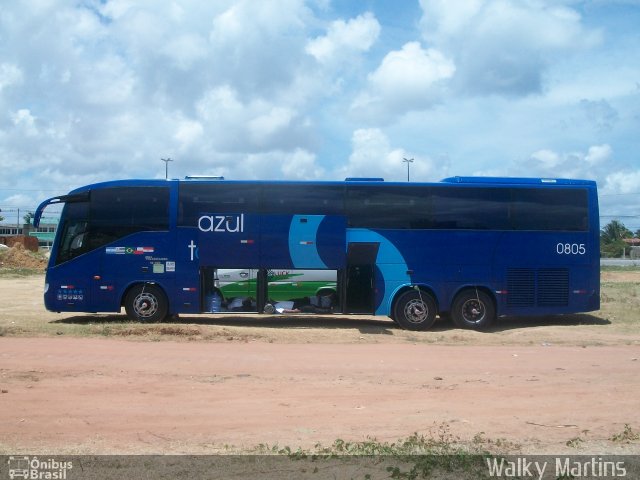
xmin=1 ymin=0 xmax=639 ymax=230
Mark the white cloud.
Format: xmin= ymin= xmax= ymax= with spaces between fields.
xmin=585 ymin=144 xmax=612 ymax=167
xmin=161 ymin=34 xmax=209 ymax=70
xmin=77 ymin=55 xmax=135 ymax=105
xmin=419 ymin=0 xmax=601 ymax=95
xmin=174 ymin=118 xmax=204 ymax=148
xmin=11 ymin=109 xmax=38 ymax=136
xmin=339 ymin=128 xmax=447 ymax=182
xmin=604 ymin=170 xmax=640 ymax=195
xmin=530 ymin=149 xmax=561 ymax=170
xmin=368 ymin=43 xmax=455 ymax=94
xmin=239 ymin=149 xmax=324 ymax=180
xmin=351 ymin=42 xmax=455 ymax=120
xmin=248 ymin=107 xmax=296 ymax=146
xmin=194 ymin=85 xmax=310 ymax=153
xmin=281 ymin=148 xmax=324 ymax=180
xmin=208 ymin=0 xmax=312 ymax=94
xmin=479 ymin=143 xmax=615 ymax=182
xmin=0 ymin=63 xmax=23 ymax=92
xmin=306 ymin=12 xmax=380 ymax=64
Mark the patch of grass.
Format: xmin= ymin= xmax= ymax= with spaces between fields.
xmin=256 ymin=425 xmax=485 ymax=456
xmin=609 ymin=424 xmax=640 ymax=443
xmin=0 ymin=267 xmax=45 ymax=277
xmin=601 ymin=265 xmax=640 ymax=272
xmin=114 ymin=325 xmax=202 ymax=337
xmin=252 ymin=427 xmax=513 ymax=479
xmin=598 ymin=282 xmax=640 ymax=328
xmin=565 ymin=436 xmax=584 ymax=448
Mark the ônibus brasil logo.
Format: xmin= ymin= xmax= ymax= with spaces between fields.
xmin=7 ymin=456 xmax=73 ymax=479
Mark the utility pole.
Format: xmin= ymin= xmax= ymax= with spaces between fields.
xmin=402 ymin=157 xmax=414 ymax=182
xmin=161 ymin=157 xmax=173 ymax=180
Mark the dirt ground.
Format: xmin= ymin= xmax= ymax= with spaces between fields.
xmin=1 ymin=272 xmax=640 ymax=455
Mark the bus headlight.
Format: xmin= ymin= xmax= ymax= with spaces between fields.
xmin=44 ymin=282 xmax=49 ymax=294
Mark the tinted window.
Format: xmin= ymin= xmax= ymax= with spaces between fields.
xmin=262 ymin=185 xmax=344 ymax=215
xmin=55 ymin=201 xmax=90 ymax=265
xmin=89 ymin=186 xmax=169 ymax=248
xmin=431 ymin=187 xmax=510 ymax=230
xmin=346 ymin=185 xmax=588 ymax=231
xmin=346 ymin=186 xmax=430 ymax=228
xmin=179 ymin=183 xmax=260 ymax=226
xmin=511 ymin=188 xmax=588 ymax=231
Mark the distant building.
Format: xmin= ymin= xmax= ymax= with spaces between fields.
xmin=623 ymin=238 xmax=640 ymax=259
xmin=0 ymin=216 xmax=59 ymax=248
xmin=28 ymin=216 xmax=59 ymax=248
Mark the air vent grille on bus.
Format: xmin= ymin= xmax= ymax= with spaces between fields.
xmin=507 ymin=268 xmax=569 ymax=308
xmin=537 ymin=268 xmax=569 ymax=306
xmin=507 ymin=269 xmax=535 ymax=307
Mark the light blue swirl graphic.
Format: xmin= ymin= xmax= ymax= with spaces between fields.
xmin=347 ymin=229 xmax=411 ymax=315
xmin=289 ymin=215 xmax=328 ymax=268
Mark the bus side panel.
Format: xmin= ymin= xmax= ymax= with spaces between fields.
xmin=372 ymin=230 xmax=500 ymax=314
xmin=175 ymin=227 xmax=203 ymax=313
xmin=93 ymin=232 xmax=177 ymax=313
xmin=44 ymin=251 xmax=97 ymax=313
xmin=198 ymin=213 xmax=261 ymax=267
xmin=493 ymin=231 xmax=598 ymax=316
xmin=366 ymin=228 xmax=598 ymax=317
xmin=45 ymin=231 xmax=179 ymax=314
xmin=346 ymin=229 xmax=411 ymax=315
xmin=263 ymin=214 xmax=345 ymax=269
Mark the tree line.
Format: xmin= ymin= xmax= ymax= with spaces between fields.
xmin=601 ymin=220 xmax=640 ymax=257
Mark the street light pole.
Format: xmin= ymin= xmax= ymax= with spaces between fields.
xmin=402 ymin=157 xmax=414 ymax=182
xmin=160 ymin=157 xmax=173 ymax=180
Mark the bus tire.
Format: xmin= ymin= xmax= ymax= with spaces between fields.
xmin=124 ymin=284 xmax=168 ymax=323
xmin=393 ymin=289 xmax=437 ymax=331
xmin=316 ymin=288 xmax=335 ymax=296
xmin=451 ymin=289 xmax=495 ymax=330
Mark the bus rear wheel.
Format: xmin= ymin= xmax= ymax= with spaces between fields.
xmin=451 ymin=289 xmax=495 ymax=330
xmin=393 ymin=289 xmax=437 ymax=331
xmin=124 ymin=284 xmax=168 ymax=323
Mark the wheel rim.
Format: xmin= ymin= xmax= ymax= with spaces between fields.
xmin=404 ymin=298 xmax=429 ymax=324
xmin=461 ymin=298 xmax=485 ymax=323
xmin=133 ymin=292 xmax=159 ymax=319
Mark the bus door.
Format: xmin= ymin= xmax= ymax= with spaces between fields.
xmin=343 ymin=242 xmax=379 ymax=314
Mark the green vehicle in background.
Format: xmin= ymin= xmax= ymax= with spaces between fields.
xmin=217 ymin=269 xmax=337 ymax=302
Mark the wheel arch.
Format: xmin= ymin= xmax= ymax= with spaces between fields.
xmin=120 ymin=280 xmax=170 ymax=309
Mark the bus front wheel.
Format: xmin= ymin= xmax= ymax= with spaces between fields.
xmin=451 ymin=289 xmax=495 ymax=330
xmin=393 ymin=289 xmax=437 ymax=331
xmin=124 ymin=284 xmax=168 ymax=323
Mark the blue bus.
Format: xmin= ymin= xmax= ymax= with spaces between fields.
xmin=34 ymin=176 xmax=600 ymax=330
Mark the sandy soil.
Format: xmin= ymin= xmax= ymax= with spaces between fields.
xmin=1 ymin=273 xmax=639 ymax=455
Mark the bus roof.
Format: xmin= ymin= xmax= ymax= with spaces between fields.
xmin=440 ymin=176 xmax=597 ymax=186
xmin=62 ymin=176 xmax=597 ymax=193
